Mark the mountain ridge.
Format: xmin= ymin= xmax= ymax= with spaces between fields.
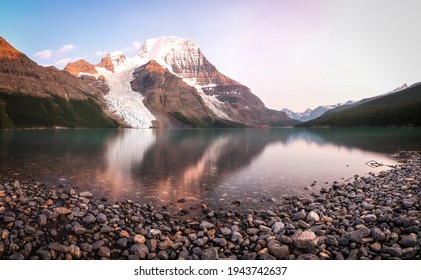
xmin=297 ymin=82 xmax=421 ymax=127
xmin=64 ymin=35 xmax=297 ymax=128
xmin=0 ymin=36 xmax=120 ymax=129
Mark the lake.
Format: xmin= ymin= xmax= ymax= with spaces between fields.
xmin=1 ymin=128 xmax=421 ymax=211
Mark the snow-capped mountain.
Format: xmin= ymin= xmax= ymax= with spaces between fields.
xmin=282 ymin=101 xmax=355 ymax=122
xmin=64 ymin=36 xmax=296 ymax=128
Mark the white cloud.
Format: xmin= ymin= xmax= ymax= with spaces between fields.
xmin=123 ymin=41 xmax=142 ymax=52
xmin=55 ymin=44 xmax=77 ymax=57
xmin=33 ymin=49 xmax=53 ymax=59
xmin=54 ymin=57 xmax=75 ymax=68
xmin=33 ymin=44 xmax=77 ymax=60
xmin=96 ymin=50 xmax=108 ymax=57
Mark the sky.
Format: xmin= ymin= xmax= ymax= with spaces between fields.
xmin=1 ymin=0 xmax=421 ymax=112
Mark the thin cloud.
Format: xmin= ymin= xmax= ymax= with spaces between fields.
xmin=123 ymin=41 xmax=142 ymax=52
xmin=96 ymin=50 xmax=108 ymax=57
xmin=33 ymin=49 xmax=53 ymax=59
xmin=33 ymin=44 xmax=77 ymax=60
xmin=54 ymin=57 xmax=76 ymax=68
xmin=55 ymin=44 xmax=77 ymax=57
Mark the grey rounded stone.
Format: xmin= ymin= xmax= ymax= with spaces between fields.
xmin=131 ymin=244 xmax=149 ymax=259
xmin=158 ymin=250 xmax=169 ymax=260
xmin=212 ymin=237 xmax=228 ymax=247
xmin=200 ymin=248 xmax=219 ymax=260
xmin=96 ymin=213 xmax=108 ymax=223
xmin=400 ymin=234 xmax=417 ymax=248
xmin=220 ymin=227 xmax=232 ymax=236
xmin=82 ymin=214 xmax=96 ymax=225
xmin=325 ymin=236 xmax=339 ymax=246
xmin=364 ymin=214 xmax=377 ymax=223
xmin=117 ymin=238 xmax=128 ymax=248
xmin=98 ymin=246 xmax=111 ymax=258
xmin=272 ymin=222 xmax=285 ymax=234
xmin=268 ymin=240 xmax=289 ymax=259
xmin=200 ymin=221 xmax=215 ymax=230
xmin=134 ymin=234 xmax=146 ymax=244
xmin=246 ymin=228 xmax=260 ymax=235
xmin=306 ymin=211 xmax=320 ymax=223
xmin=371 ymin=227 xmax=386 ymax=241
xmin=295 ymin=231 xmax=318 ymax=249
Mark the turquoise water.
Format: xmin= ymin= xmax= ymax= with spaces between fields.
xmin=1 ymin=128 xmax=420 ymax=209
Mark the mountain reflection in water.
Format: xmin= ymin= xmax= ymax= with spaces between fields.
xmin=1 ymin=128 xmax=421 ymax=207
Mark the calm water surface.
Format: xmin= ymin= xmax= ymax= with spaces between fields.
xmin=1 ymin=128 xmax=421 ymax=209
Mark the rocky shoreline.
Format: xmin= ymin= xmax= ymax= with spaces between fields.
xmin=1 ymin=152 xmax=420 ymax=260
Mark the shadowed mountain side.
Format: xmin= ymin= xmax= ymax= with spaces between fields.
xmin=131 ymin=61 xmax=241 ymax=128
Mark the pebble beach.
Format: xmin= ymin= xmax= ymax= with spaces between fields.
xmin=0 ymin=152 xmax=420 ymax=260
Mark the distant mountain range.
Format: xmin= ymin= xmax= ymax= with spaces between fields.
xmin=283 ymin=84 xmax=409 ymax=122
xmin=297 ymin=83 xmax=421 ymax=127
xmin=0 ymin=36 xmax=297 ymax=129
xmin=1 ymin=35 xmax=419 ymax=129
xmin=282 ymin=101 xmax=356 ymax=122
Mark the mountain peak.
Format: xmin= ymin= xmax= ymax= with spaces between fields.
xmin=137 ymin=36 xmax=197 ymax=60
xmin=0 ymin=37 xmax=22 ymax=59
xmin=135 ymin=35 xmax=239 ymax=87
xmin=97 ymin=54 xmax=114 ymax=73
xmin=64 ymin=59 xmax=97 ymax=76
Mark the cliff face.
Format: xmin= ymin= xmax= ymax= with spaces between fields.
xmin=131 ymin=60 xmax=238 ymax=128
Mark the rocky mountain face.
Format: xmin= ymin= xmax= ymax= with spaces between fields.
xmin=130 ymin=60 xmax=229 ymax=128
xmin=0 ymin=37 xmax=119 ymax=129
xmin=65 ymin=36 xmax=297 ymax=128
